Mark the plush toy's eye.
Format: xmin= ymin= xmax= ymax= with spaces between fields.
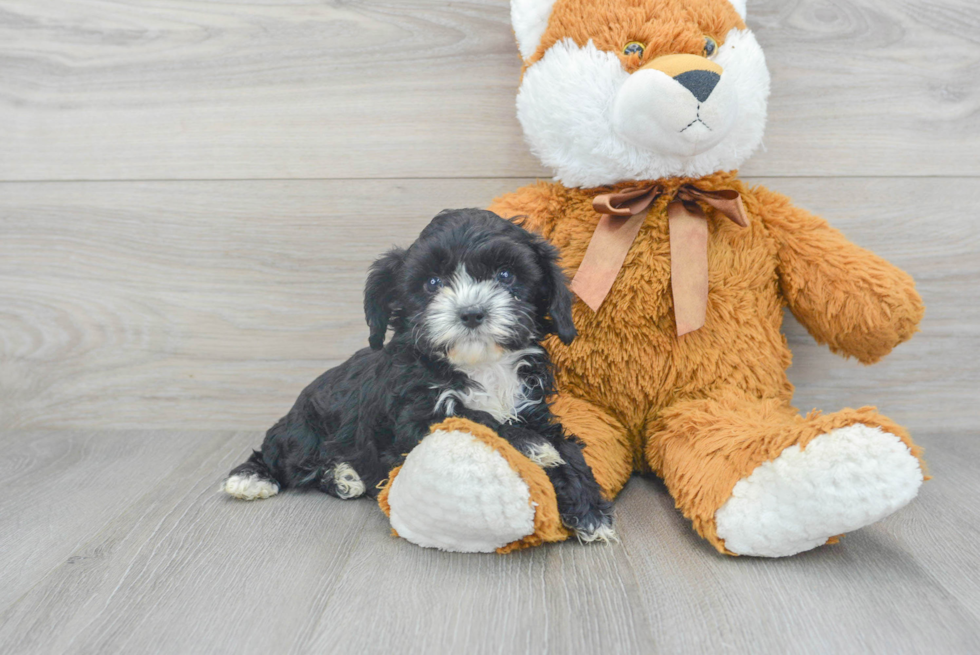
xmin=703 ymin=36 xmax=718 ymax=57
xmin=496 ymin=268 xmax=516 ymax=287
xmin=623 ymin=41 xmax=645 ymax=57
xmin=423 ymin=276 xmax=443 ymax=293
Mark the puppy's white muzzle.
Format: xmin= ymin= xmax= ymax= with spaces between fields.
xmin=612 ymin=58 xmax=739 ymax=157
xmin=425 ymin=265 xmax=518 ymax=365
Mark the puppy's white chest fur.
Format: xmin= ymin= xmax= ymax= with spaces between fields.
xmin=437 ymin=347 xmax=542 ymax=423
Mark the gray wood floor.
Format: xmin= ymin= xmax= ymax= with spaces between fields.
xmin=1 ymin=430 xmax=979 ymax=654
xmin=1 ymin=0 xmax=979 ymax=653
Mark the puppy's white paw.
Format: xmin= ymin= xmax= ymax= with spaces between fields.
xmin=222 ymin=474 xmax=279 ymax=501
xmin=522 ymin=442 xmax=564 ymax=468
xmin=575 ymin=522 xmax=618 ymax=544
xmin=715 ymin=424 xmax=924 ymax=557
xmin=332 ymin=463 xmax=366 ymax=499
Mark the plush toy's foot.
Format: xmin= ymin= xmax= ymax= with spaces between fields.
xmin=384 ymin=429 xmax=534 ymax=552
xmin=715 ymin=424 xmax=924 ymax=557
xmin=378 ymin=418 xmax=569 ymax=553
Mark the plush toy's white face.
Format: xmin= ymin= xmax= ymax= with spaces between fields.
xmin=512 ymin=0 xmax=770 ymax=187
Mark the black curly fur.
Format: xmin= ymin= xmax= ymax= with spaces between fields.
xmin=225 ymin=208 xmax=613 ymax=538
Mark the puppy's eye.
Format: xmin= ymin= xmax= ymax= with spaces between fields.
xmin=496 ymin=268 xmax=516 ymax=287
xmin=423 ymin=276 xmax=443 ymax=294
xmin=703 ymin=36 xmax=718 ymax=57
xmin=623 ymin=41 xmax=645 ymax=57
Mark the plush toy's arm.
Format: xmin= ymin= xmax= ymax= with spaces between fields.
xmin=754 ymin=186 xmax=924 ymax=364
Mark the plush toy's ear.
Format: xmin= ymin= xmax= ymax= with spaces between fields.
xmin=511 ymin=0 xmax=557 ymax=61
xmin=531 ymin=236 xmax=577 ymax=345
xmin=513 ymin=0 xmax=746 ymax=61
xmin=364 ymin=247 xmax=407 ymax=350
xmin=513 ymin=0 xmax=744 ymax=62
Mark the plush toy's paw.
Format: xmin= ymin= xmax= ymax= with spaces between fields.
xmin=378 ymin=418 xmax=568 ymax=553
xmin=715 ymin=424 xmax=924 ymax=557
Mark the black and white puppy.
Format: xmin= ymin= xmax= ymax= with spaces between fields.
xmin=223 ymin=208 xmax=614 ymax=541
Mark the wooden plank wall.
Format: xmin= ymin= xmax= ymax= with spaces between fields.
xmin=1 ymin=0 xmax=978 ymax=435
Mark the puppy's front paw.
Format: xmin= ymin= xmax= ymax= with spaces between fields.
xmin=569 ymin=507 xmax=617 ymax=544
xmin=575 ymin=521 xmax=618 ymax=544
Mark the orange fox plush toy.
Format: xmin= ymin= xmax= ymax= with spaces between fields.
xmin=379 ymin=0 xmax=927 ymax=556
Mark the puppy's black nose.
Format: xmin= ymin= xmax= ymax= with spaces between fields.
xmin=459 ymin=308 xmax=485 ymax=329
xmin=674 ymin=69 xmax=720 ymax=103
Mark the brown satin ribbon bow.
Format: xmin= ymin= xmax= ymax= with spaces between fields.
xmin=569 ymin=183 xmax=748 ymax=336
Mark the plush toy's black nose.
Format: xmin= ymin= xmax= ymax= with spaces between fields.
xmin=674 ymin=69 xmax=720 ymax=103
xmin=459 ymin=308 xmax=485 ymax=329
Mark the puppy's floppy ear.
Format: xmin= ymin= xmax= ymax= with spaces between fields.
xmin=364 ymin=247 xmax=406 ymax=350
xmin=530 ymin=234 xmax=577 ymax=345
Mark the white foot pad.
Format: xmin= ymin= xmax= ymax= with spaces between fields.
xmin=715 ymin=424 xmax=923 ymax=557
xmin=223 ymin=474 xmax=279 ymax=500
xmin=386 ymin=430 xmax=536 ymax=553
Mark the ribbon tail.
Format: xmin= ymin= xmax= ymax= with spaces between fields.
xmin=570 ymin=211 xmax=649 ymax=311
xmin=668 ymin=200 xmax=709 ymax=336
xmin=683 ymin=187 xmax=749 ymax=227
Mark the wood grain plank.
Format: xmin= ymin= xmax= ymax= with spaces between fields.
xmin=0 ymin=178 xmax=519 ymax=432
xmin=0 ymin=430 xmax=233 ymax=613
xmin=614 ymin=433 xmax=980 ymax=653
xmin=876 ymin=433 xmax=980 ymax=624
xmin=292 ymin=518 xmax=654 ymax=654
xmin=1 ymin=177 xmax=975 ymax=433
xmin=0 ymin=430 xmax=375 ymax=655
xmin=0 ymin=0 xmax=977 ymax=180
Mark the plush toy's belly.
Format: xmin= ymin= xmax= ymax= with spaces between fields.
xmin=544 ymin=202 xmax=794 ymax=432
